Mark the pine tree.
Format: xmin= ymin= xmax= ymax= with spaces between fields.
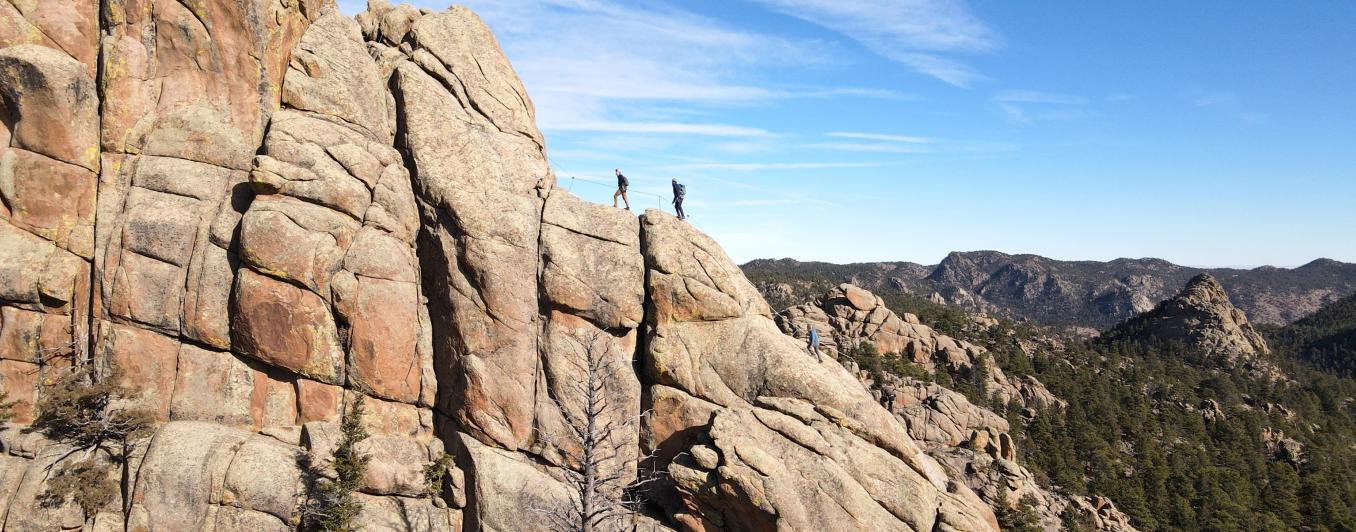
xmin=27 ymin=366 xmax=153 ymax=516
xmin=303 ymin=395 xmax=371 ymax=531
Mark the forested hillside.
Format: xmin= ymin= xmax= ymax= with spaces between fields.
xmin=1263 ymin=293 xmax=1356 ymax=377
xmin=809 ymin=280 xmax=1356 ymax=531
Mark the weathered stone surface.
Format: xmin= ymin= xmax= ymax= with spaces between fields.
xmin=640 ymin=210 xmax=997 ymax=531
xmin=0 ymin=306 xmax=73 ymax=364
xmin=170 ymin=345 xmax=257 ymax=427
xmin=0 ymin=222 xmax=87 ymax=313
xmin=892 ymin=378 xmax=1011 ymax=448
xmin=532 ymin=311 xmax=640 ymax=475
xmin=0 ymin=1 xmax=99 ymax=74
xmin=355 ymin=493 xmax=461 ymax=532
xmin=282 ymin=10 xmax=390 ymax=140
xmin=0 ymin=359 xmax=39 ymax=423
xmin=458 ymin=434 xmax=573 ymax=532
xmin=239 ymin=196 xmax=359 ymax=295
xmin=667 ymin=402 xmax=995 ymax=532
xmin=130 ymin=422 xmax=306 ymax=531
xmin=99 ymin=0 xmax=320 ymax=168
xmin=306 ymin=420 xmax=433 ymax=498
xmin=540 ymin=191 xmax=644 ymax=329
xmin=3 ymin=443 xmax=99 ymax=530
xmin=296 ymin=378 xmax=345 ymax=424
xmin=231 ymin=268 xmax=345 ymax=384
xmin=0 ymin=453 xmax=30 ymax=527
xmin=0 ymin=45 xmax=99 ymax=171
xmin=334 ymin=275 xmax=423 ymax=404
xmin=98 ymin=321 xmax=180 ymax=419
xmin=0 ymin=149 xmax=97 ymax=258
xmin=394 ymin=8 xmax=551 ymax=451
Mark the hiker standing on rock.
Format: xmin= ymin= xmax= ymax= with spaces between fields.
xmin=807 ymin=327 xmax=822 ymax=363
xmin=612 ymin=169 xmax=630 ymax=210
xmin=672 ymin=178 xmax=686 ymax=220
xmin=880 ymin=386 xmax=897 ymax=409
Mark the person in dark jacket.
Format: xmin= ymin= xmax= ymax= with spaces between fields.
xmin=671 ymin=178 xmax=686 ymax=220
xmin=879 ymin=386 xmax=897 ymax=409
xmin=612 ymin=168 xmax=630 ymax=210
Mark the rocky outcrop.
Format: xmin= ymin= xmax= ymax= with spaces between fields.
xmin=0 ymin=2 xmax=1007 ymax=530
xmin=777 ymin=283 xmax=1065 ymax=412
xmin=641 ymin=215 xmax=997 ymax=531
xmin=861 ymin=370 xmax=1137 ymax=532
xmin=1103 ymin=274 xmax=1272 ymax=366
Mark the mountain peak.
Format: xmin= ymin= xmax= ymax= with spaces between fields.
xmin=1181 ymin=273 xmax=1229 ymax=301
xmin=1105 ymin=273 xmax=1271 ymax=362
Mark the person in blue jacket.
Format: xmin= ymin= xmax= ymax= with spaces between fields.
xmin=807 ymin=327 xmax=822 ymax=363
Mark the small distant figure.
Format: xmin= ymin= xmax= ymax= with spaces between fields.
xmin=807 ymin=328 xmax=822 ymax=363
xmin=613 ymin=169 xmax=630 ymax=210
xmin=671 ymin=178 xmax=686 ymax=220
xmin=879 ymin=386 xmax=897 ymax=409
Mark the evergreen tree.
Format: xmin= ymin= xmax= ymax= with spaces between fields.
xmin=303 ymin=395 xmax=371 ymax=531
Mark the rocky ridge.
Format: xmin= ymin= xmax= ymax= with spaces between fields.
xmin=776 ymin=284 xmax=1065 ymax=412
xmin=0 ymin=1 xmax=1002 ymax=530
xmin=743 ymin=253 xmax=1356 ymax=328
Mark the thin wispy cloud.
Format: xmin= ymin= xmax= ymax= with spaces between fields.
xmin=993 ymin=90 xmax=1089 ymax=123
xmin=828 ymin=132 xmax=934 ymax=143
xmin=1181 ymin=89 xmax=1268 ymax=124
xmin=783 ymin=87 xmax=922 ymax=100
xmin=453 ymin=0 xmax=843 ymax=136
xmin=808 ymin=142 xmax=931 ymax=153
xmin=546 ymin=121 xmax=774 ymax=137
xmin=749 ymin=0 xmax=1000 ymax=87
xmin=673 ymin=162 xmax=883 ymax=171
xmin=994 ymin=90 xmax=1088 ymax=105
xmin=811 ymin=134 xmax=1017 ymax=154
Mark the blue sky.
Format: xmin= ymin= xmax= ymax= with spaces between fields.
xmin=339 ymin=0 xmax=1356 ymax=267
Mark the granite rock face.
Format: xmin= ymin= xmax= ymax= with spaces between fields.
xmin=0 ymin=2 xmax=1005 ymax=530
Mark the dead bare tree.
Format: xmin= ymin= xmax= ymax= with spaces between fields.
xmin=534 ymin=331 xmax=660 ymax=532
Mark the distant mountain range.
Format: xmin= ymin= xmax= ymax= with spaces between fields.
xmin=742 ymin=251 xmax=1356 ymax=328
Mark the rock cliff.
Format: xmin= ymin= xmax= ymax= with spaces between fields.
xmin=0 ymin=1 xmax=1001 ymax=530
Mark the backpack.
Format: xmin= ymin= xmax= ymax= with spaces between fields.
xmin=618 ymin=174 xmax=629 ymax=188
xmin=676 ymin=183 xmax=686 ymax=198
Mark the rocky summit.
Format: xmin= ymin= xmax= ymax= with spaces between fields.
xmin=1102 ymin=274 xmax=1272 ymax=364
xmin=0 ymin=1 xmax=1007 ymax=530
